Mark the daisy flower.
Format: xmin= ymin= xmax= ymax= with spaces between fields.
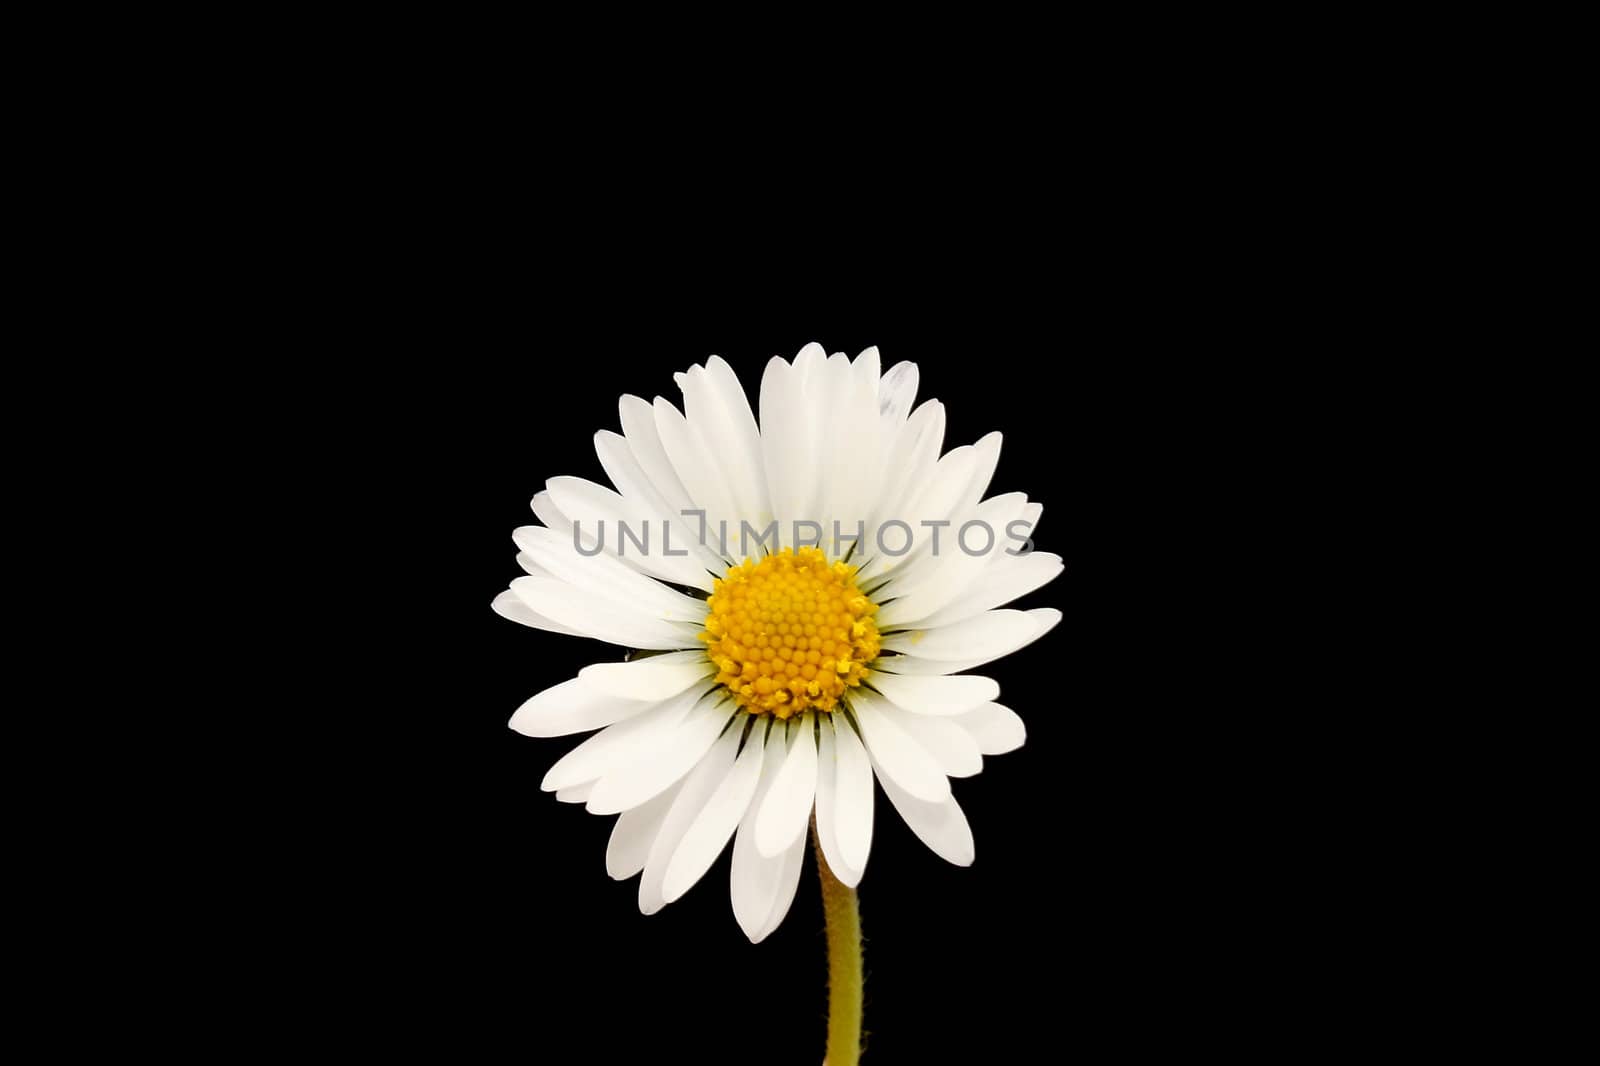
xmin=494 ymin=343 xmax=1060 ymax=944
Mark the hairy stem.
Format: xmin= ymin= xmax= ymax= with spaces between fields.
xmin=814 ymin=824 xmax=863 ymax=1066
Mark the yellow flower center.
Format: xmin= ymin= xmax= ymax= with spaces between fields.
xmin=701 ymin=546 xmax=881 ymax=718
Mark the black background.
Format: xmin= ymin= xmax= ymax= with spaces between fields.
xmin=79 ymin=95 xmax=1383 ymax=1060
xmin=328 ymin=303 xmax=1225 ymax=1063
xmin=278 ymin=241 xmax=1280 ymax=1060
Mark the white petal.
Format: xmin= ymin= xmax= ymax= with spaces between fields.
xmin=897 ymin=441 xmax=979 ymax=527
xmin=877 ymin=400 xmax=944 ymax=514
xmin=874 ymin=765 xmax=975 ymax=867
xmin=957 ymin=431 xmax=1004 ymax=515
xmin=586 ymin=693 xmax=736 ymax=815
xmin=759 ymin=356 xmax=811 ymax=547
xmin=730 ymin=721 xmax=793 ymax=941
xmin=875 ymin=607 xmax=1061 ymax=675
xmin=618 ymin=394 xmax=697 ymax=518
xmin=913 ymin=551 xmax=1063 ymax=630
xmin=859 ymin=444 xmax=977 ymax=583
xmin=850 ymin=692 xmax=950 ymax=803
xmin=606 ymin=781 xmax=681 ymax=880
xmin=566 ymin=431 xmax=720 ymax=590
xmin=825 ymin=349 xmax=884 ymax=534
xmin=514 ymin=521 xmax=707 ymax=625
xmin=793 ymin=340 xmax=826 ymax=384
xmin=814 ymin=715 xmax=864 ymax=887
xmin=491 ymin=589 xmax=584 ymax=638
xmin=874 ymin=492 xmax=1031 ymax=627
xmin=663 ymin=716 xmax=769 ymax=904
xmin=877 ymin=701 xmax=983 ymax=778
xmin=862 ymin=654 xmax=985 ymax=676
xmin=866 ymin=473 xmax=1005 ymax=596
xmin=530 ymin=490 xmax=571 ymax=537
xmin=579 ymin=651 xmax=714 ymax=701
xmin=832 ymin=713 xmax=875 ymax=878
xmin=1029 ymin=607 xmax=1063 ymax=639
xmin=653 ymin=396 xmax=739 ymax=561
xmin=755 ymin=713 xmax=818 ymax=858
xmin=875 ymin=399 xmax=944 ymax=515
xmin=509 ymin=677 xmax=660 ymax=738
xmin=1017 ymin=501 xmax=1043 ymax=543
xmin=953 ymin=702 xmax=1026 ymax=755
xmin=855 ymin=400 xmax=947 ymax=575
xmin=540 ymin=687 xmax=700 ymax=791
xmin=555 ymin=781 xmax=594 ymax=804
xmin=814 ymin=353 xmax=863 ymax=530
xmin=754 ymin=824 xmax=808 ymax=942
xmin=854 ymin=345 xmax=881 ymax=392
xmin=681 ymin=357 xmax=770 ymax=527
xmin=868 ymin=672 xmax=1000 ymax=717
xmin=540 ymin=475 xmax=646 ymax=560
xmin=878 ymin=360 xmax=919 ymax=422
xmin=636 ymin=716 xmax=746 ymax=914
xmin=880 ymin=609 xmax=1041 ymax=661
xmin=593 ymin=429 xmax=721 ymax=586
xmin=511 ymin=575 xmax=699 ymax=651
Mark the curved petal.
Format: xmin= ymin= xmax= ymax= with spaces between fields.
xmin=540 ymin=687 xmax=701 ymax=792
xmin=514 ymin=522 xmax=707 ymax=625
xmin=912 ymin=551 xmax=1063 ymax=630
xmin=874 ymin=492 xmax=1031 ymax=627
xmin=618 ymin=394 xmax=697 ymax=519
xmin=586 ymin=693 xmax=737 ymax=815
xmin=850 ymin=691 xmax=950 ymax=803
xmin=491 ymin=589 xmax=584 ymax=638
xmin=1029 ymin=607 xmax=1063 ymax=640
xmin=953 ymin=702 xmax=1026 ymax=756
xmin=555 ymin=781 xmax=594 ymax=805
xmin=878 ymin=360 xmax=919 ymax=423
xmin=663 ymin=716 xmax=769 ymax=904
xmin=832 ymin=713 xmax=875 ymax=879
xmin=511 ymin=576 xmax=700 ymax=650
xmin=754 ymin=824 xmax=808 ymax=943
xmin=755 ymin=713 xmax=818 ymax=858
xmin=654 ymin=396 xmax=740 ymax=562
xmin=730 ymin=720 xmax=793 ymax=942
xmin=823 ymin=349 xmax=884 ymax=542
xmin=880 ymin=609 xmax=1041 ymax=660
xmin=593 ymin=429 xmax=722 ymax=585
xmin=579 ymin=651 xmax=714 ymax=702
xmin=760 ymin=355 xmax=812 ymax=548
xmin=813 ymin=714 xmax=861 ymax=886
xmin=874 ymin=764 xmax=975 ymax=867
xmin=637 ymin=720 xmax=746 ymax=914
xmin=530 ymin=490 xmax=572 ymax=538
xmin=957 ymin=431 xmax=1004 ymax=515
xmin=812 ymin=350 xmax=864 ymax=528
xmin=509 ymin=676 xmax=660 ymax=738
xmin=877 ymin=700 xmax=983 ymax=778
xmin=868 ymin=672 xmax=1000 ymax=717
xmin=681 ymin=357 xmax=770 ymax=527
xmin=606 ymin=780 xmax=682 ymax=880
xmin=876 ymin=400 xmax=944 ymax=518
xmin=875 ymin=608 xmax=1061 ymax=676
xmin=541 ymin=475 xmax=659 ymax=568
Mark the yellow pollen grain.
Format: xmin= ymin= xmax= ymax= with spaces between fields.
xmin=701 ymin=546 xmax=880 ymax=718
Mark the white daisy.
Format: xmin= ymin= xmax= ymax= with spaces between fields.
xmin=494 ymin=343 xmax=1061 ymax=943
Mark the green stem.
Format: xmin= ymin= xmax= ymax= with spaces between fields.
xmin=814 ymin=824 xmax=863 ymax=1066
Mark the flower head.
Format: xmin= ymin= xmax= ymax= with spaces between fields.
xmin=495 ymin=343 xmax=1061 ymax=941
